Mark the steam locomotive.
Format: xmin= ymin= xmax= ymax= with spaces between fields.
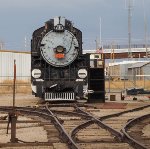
xmin=31 ymin=17 xmax=90 ymax=101
xmin=31 ymin=16 xmax=105 ymax=102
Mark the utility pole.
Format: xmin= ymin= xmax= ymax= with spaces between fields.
xmin=7 ymin=60 xmax=18 ymax=143
xmin=0 ymin=41 xmax=4 ymax=50
xmin=99 ymin=17 xmax=102 ymax=48
xmin=127 ymin=0 xmax=133 ymax=59
xmin=143 ymin=0 xmax=148 ymax=59
xmin=95 ymin=37 xmax=99 ymax=50
xmin=111 ymin=42 xmax=115 ymax=63
xmin=0 ymin=42 xmax=2 ymax=50
xmin=11 ymin=59 xmax=17 ymax=143
xmin=24 ymin=36 xmax=27 ymax=51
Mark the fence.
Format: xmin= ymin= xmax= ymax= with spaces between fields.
xmin=0 ymin=75 xmax=150 ymax=95
xmin=105 ymin=75 xmax=150 ymax=93
xmin=0 ymin=76 xmax=31 ymax=94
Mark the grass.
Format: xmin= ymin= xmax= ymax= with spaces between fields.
xmin=0 ymin=79 xmax=150 ymax=94
xmin=0 ymin=79 xmax=31 ymax=94
xmin=105 ymin=80 xmax=150 ymax=90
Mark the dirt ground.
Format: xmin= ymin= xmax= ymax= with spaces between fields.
xmin=0 ymin=117 xmax=48 ymax=143
xmin=0 ymin=94 xmax=40 ymax=107
xmin=0 ymin=93 xmax=48 ymax=146
xmin=0 ymin=93 xmax=149 ymax=148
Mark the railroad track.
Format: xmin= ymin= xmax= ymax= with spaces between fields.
xmin=122 ymin=114 xmax=150 ymax=149
xmin=0 ymin=104 xmax=94 ymax=149
xmin=71 ymin=105 xmax=132 ymax=149
xmin=0 ymin=106 xmax=69 ymax=148
xmin=96 ymin=104 xmax=150 ymax=149
xmin=0 ymin=104 xmax=149 ymax=149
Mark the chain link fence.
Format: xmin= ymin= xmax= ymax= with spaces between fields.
xmin=0 ymin=75 xmax=150 ymax=101
xmin=105 ymin=75 xmax=150 ymax=101
xmin=105 ymin=75 xmax=150 ymax=92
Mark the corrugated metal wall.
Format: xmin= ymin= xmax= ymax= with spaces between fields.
xmin=0 ymin=50 xmax=31 ymax=82
xmin=143 ymin=63 xmax=150 ymax=80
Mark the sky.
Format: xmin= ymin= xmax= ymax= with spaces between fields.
xmin=0 ymin=0 xmax=150 ymax=50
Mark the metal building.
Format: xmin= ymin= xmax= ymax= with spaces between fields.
xmin=107 ymin=61 xmax=150 ymax=80
xmin=128 ymin=62 xmax=150 ymax=80
xmin=0 ymin=50 xmax=31 ymax=82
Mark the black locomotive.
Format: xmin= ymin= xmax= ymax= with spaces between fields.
xmin=31 ymin=17 xmax=90 ymax=101
xmin=31 ymin=17 xmax=89 ymax=100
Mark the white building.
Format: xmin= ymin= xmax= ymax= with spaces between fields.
xmin=0 ymin=50 xmax=31 ymax=82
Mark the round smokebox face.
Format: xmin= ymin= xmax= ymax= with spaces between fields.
xmin=40 ymin=30 xmax=79 ymax=67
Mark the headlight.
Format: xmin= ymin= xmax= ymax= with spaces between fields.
xmin=56 ymin=46 xmax=64 ymax=53
xmin=78 ymin=69 xmax=87 ymax=79
xmin=32 ymin=69 xmax=41 ymax=78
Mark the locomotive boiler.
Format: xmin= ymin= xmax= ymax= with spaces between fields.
xmin=31 ymin=16 xmax=90 ymax=101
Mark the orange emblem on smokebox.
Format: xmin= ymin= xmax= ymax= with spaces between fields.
xmin=55 ymin=53 xmax=65 ymax=58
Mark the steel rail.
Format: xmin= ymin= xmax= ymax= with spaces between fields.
xmin=0 ymin=142 xmax=53 ymax=147
xmin=45 ymin=104 xmax=80 ymax=149
xmin=0 ymin=106 xmax=79 ymax=148
xmin=0 ymin=104 xmax=149 ymax=148
xmin=0 ymin=106 xmax=38 ymax=112
xmin=71 ymin=104 xmax=150 ymax=145
xmin=71 ymin=120 xmax=95 ymax=141
xmin=98 ymin=104 xmax=150 ymax=149
xmin=46 ymin=103 xmax=95 ymax=108
xmin=99 ymin=104 xmax=150 ymax=121
xmin=0 ymin=107 xmax=56 ymax=145
xmin=0 ymin=106 xmax=55 ymax=120
xmin=71 ymin=104 xmax=123 ymax=142
xmin=41 ymin=108 xmax=91 ymax=120
xmin=121 ymin=114 xmax=150 ymax=149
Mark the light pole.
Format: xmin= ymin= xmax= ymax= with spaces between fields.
xmin=99 ymin=17 xmax=102 ymax=48
xmin=128 ymin=0 xmax=133 ymax=59
xmin=143 ymin=0 xmax=148 ymax=59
